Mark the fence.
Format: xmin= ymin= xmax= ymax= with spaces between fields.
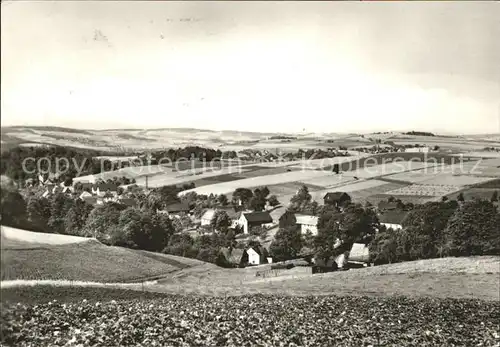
xmin=255 ymin=266 xmax=312 ymax=279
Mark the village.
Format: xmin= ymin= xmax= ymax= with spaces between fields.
xmin=22 ymin=167 xmax=419 ymax=276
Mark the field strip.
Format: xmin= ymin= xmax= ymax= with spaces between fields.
xmin=1 ymin=226 xmax=92 ymax=245
xmin=179 ymin=170 xmax=332 ymax=196
xmin=0 ymin=279 xmax=158 ymax=289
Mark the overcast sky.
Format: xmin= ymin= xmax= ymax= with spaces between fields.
xmin=2 ymin=1 xmax=499 ymax=134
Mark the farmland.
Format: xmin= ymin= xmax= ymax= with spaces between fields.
xmin=385 ymin=184 xmax=463 ymax=197
xmin=179 ymin=170 xmax=332 ymax=196
xmin=4 ymin=126 xmax=498 ymax=156
xmin=2 ymin=224 xmax=499 ymax=346
xmin=2 ymin=288 xmax=499 ymax=347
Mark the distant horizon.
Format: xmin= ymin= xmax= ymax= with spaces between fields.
xmin=2 ymin=123 xmax=498 ymax=137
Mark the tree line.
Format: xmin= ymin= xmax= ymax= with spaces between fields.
xmin=268 ymin=185 xmax=500 ymax=266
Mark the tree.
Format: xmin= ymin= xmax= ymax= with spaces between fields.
xmin=268 ymin=195 xmax=280 ymax=207
xmin=314 ymin=203 xmax=378 ymax=265
xmin=369 ymin=226 xmax=399 ymax=265
xmin=26 ymin=196 xmax=51 ymax=233
xmin=64 ymin=199 xmax=93 ymax=235
xmin=269 ymin=225 xmax=303 ymax=261
xmin=83 ymin=202 xmax=125 ymax=239
xmin=288 ymin=185 xmax=317 ymax=214
xmin=0 ymin=188 xmax=28 ymax=228
xmin=249 ymin=195 xmax=266 ymax=211
xmin=116 ymin=208 xmax=174 ymax=251
xmin=259 ymin=186 xmax=270 ymax=199
xmin=47 ymin=193 xmax=74 ymax=234
xmin=402 ymin=201 xmax=458 ymax=257
xmin=491 ymin=191 xmax=498 ymax=202
xmin=163 ymin=233 xmax=196 ymax=258
xmin=210 ymin=210 xmax=231 ymax=233
xmin=217 ymin=194 xmax=229 ymax=206
xmin=457 ymin=192 xmax=465 ymax=202
xmin=443 ymin=199 xmax=500 ymax=256
xmin=171 ymin=212 xmax=192 ymax=233
xmin=232 ymin=188 xmax=253 ymax=208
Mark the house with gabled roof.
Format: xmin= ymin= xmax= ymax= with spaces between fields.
xmin=378 ymin=210 xmax=409 ymax=230
xmin=323 ymin=192 xmax=351 ymax=207
xmin=237 ymin=211 xmax=274 ymax=234
xmin=159 ymin=203 xmax=191 ymax=218
xmin=201 ymin=207 xmax=241 ymax=228
xmin=246 ymin=247 xmax=261 ymax=265
xmin=94 ymin=183 xmax=118 ymax=197
xmin=80 ymin=182 xmax=95 ymax=192
xmin=294 ymin=214 xmax=319 ymax=236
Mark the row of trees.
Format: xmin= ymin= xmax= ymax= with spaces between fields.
xmin=369 ymin=199 xmax=500 ymax=264
xmin=1 ymin=145 xmax=244 ymax=185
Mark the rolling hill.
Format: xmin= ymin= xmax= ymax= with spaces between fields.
xmin=0 ymin=226 xmax=212 ymax=283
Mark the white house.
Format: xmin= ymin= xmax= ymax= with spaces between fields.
xmin=246 ymin=248 xmax=261 ymax=265
xmin=294 ymin=214 xmax=319 ymax=236
xmin=201 ymin=209 xmax=216 ymax=226
xmin=237 ymin=211 xmax=274 ymax=234
xmin=349 ymin=243 xmax=370 ymax=264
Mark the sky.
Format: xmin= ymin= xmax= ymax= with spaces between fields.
xmin=1 ymin=1 xmax=499 ymax=134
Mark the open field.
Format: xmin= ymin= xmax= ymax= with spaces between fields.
xmin=0 ymin=227 xmax=210 ymax=283
xmin=451 ymin=151 xmax=500 ymax=158
xmin=179 ymin=170 xmax=332 ymax=196
xmin=474 ymin=178 xmax=500 ymax=188
xmin=73 ymin=165 xmax=175 ymax=183
xmin=385 ymin=184 xmax=463 ymax=197
xmin=342 ymin=161 xmax=440 ymax=179
xmin=320 ymin=152 xmax=476 ymax=172
xmin=4 ymin=126 xmax=497 ymax=154
xmin=446 ymin=188 xmax=500 ymax=201
xmin=299 ymin=174 xmax=356 ymax=188
xmin=418 ymin=175 xmax=496 ymax=186
xmin=133 ymin=166 xmax=252 ymax=188
xmin=266 ymin=179 xmax=408 ymax=206
xmin=0 ymin=226 xmax=92 ymax=246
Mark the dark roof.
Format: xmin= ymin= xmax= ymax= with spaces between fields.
xmin=165 ymin=203 xmax=190 ymax=213
xmin=98 ymin=183 xmax=118 ymax=191
xmin=81 ymin=196 xmax=98 ymax=205
xmin=243 ymin=211 xmax=273 ymax=224
xmin=217 ymin=206 xmax=240 ymax=219
xmin=323 ymin=192 xmax=351 ymax=202
xmin=379 ymin=210 xmax=409 ymax=225
xmin=119 ymin=198 xmax=136 ymax=207
xmin=378 ymin=201 xmax=399 ymax=211
xmin=81 ymin=183 xmax=95 ymax=189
